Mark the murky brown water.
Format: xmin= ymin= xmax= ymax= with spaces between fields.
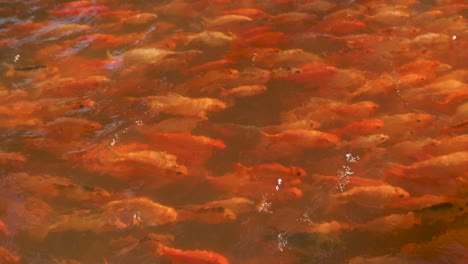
xmin=0 ymin=0 xmax=467 ymax=263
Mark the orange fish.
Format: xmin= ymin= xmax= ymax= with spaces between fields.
xmin=178 ymin=206 xmax=237 ymax=224
xmin=184 ymin=59 xmax=235 ymax=75
xmin=139 ymin=93 xmax=227 ymax=119
xmin=223 ymin=8 xmax=267 ymax=19
xmin=234 ymin=162 xmax=306 ymax=185
xmin=255 ymin=129 xmax=339 ymax=159
xmin=138 ymin=132 xmax=226 ymax=165
xmin=328 ymin=118 xmax=384 ymax=138
xmin=155 ymin=243 xmax=230 ymax=264
xmin=48 ymin=197 xmax=177 ymax=234
xmin=39 ymin=75 xmax=110 ymax=97
xmin=328 ymin=184 xmax=410 ymax=211
xmin=356 ymin=212 xmax=421 ymax=233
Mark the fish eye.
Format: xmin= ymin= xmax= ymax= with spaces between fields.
xmin=79 ymin=103 xmax=84 ymax=108
xmin=286 ymin=67 xmax=291 ymax=70
xmin=399 ymin=194 xmax=405 ymax=198
xmin=294 ymin=70 xmax=301 ymax=73
xmin=416 ymin=119 xmax=421 ymax=123
xmin=296 ymin=171 xmax=301 ymax=177
xmin=176 ymin=171 xmax=184 ymax=175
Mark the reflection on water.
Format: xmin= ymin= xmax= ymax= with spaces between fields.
xmin=0 ymin=0 xmax=467 ymax=263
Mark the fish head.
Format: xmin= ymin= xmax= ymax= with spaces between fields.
xmin=414 ymin=113 xmax=434 ymax=127
xmin=372 ymin=134 xmax=390 ymax=145
xmin=209 ymin=100 xmax=227 ymax=112
xmin=174 ymin=165 xmax=189 ymax=176
xmin=278 ymin=187 xmax=303 ymax=202
xmin=318 ymin=132 xmax=340 ymax=147
xmin=83 ymin=121 xmax=103 ymax=132
xmin=394 ymin=187 xmax=410 ymax=200
xmin=83 ymin=186 xmax=111 ymax=201
xmin=289 ymin=166 xmax=307 ymax=180
xmin=143 ymin=206 xmax=178 ymax=227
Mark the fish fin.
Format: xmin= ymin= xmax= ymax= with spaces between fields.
xmin=200 ymin=16 xmax=211 ymax=26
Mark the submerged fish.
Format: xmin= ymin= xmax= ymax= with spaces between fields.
xmin=48 ymin=197 xmax=177 ymax=234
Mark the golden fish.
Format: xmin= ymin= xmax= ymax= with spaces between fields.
xmin=356 ymin=212 xmax=421 ymax=233
xmin=49 ymin=197 xmax=177 ymax=234
xmin=220 ymin=85 xmax=268 ymax=98
xmin=328 ymin=184 xmax=410 ymax=210
xmin=185 ymin=31 xmax=235 ymax=48
xmin=138 ymin=132 xmax=226 ymax=165
xmin=141 ymin=93 xmax=227 ymax=119
xmin=234 ymin=162 xmax=306 ymax=185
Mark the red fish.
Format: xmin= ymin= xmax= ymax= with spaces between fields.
xmin=328 ymin=119 xmax=384 ymax=138
xmin=155 ymin=243 xmax=230 ymax=264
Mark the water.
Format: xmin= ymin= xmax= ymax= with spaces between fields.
xmin=0 ymin=0 xmax=467 ymax=263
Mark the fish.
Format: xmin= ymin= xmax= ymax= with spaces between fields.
xmin=203 ymin=15 xmax=253 ymax=29
xmin=222 ymin=8 xmax=267 ymax=19
xmin=385 ymin=151 xmax=468 ymax=182
xmin=413 ymin=202 xmax=467 ymax=225
xmin=220 ymin=85 xmax=268 ymax=98
xmin=328 ymin=118 xmax=384 ymax=138
xmin=137 ymin=132 xmax=226 ymax=165
xmin=356 ymin=212 xmax=421 ymax=233
xmin=386 ymin=194 xmax=460 ymax=211
xmin=184 ymin=59 xmax=235 ymax=75
xmin=155 ymin=242 xmax=230 ymax=264
xmin=138 ymin=93 xmax=227 ymax=119
xmin=98 ymin=149 xmax=189 ymax=182
xmin=234 ymin=162 xmax=306 ymax=185
xmin=120 ymin=13 xmax=158 ymax=25
xmin=339 ymin=134 xmax=390 ymax=150
xmin=1 ymin=173 xmax=110 ymax=202
xmin=112 ymin=48 xmax=175 ymax=65
xmin=39 ymin=117 xmax=102 ymax=141
xmin=262 ymin=119 xmax=321 ymax=134
xmin=39 ymin=23 xmax=91 ymax=38
xmin=400 ymin=228 xmax=468 ymax=263
xmin=199 ymin=197 xmax=256 ymax=216
xmin=39 ymin=75 xmax=110 ymax=97
xmin=178 ymin=205 xmax=237 ymax=224
xmin=328 ymin=184 xmax=410 ymax=211
xmin=48 ymin=197 xmax=177 ymax=234
xmin=256 ymin=129 xmax=339 ymax=159
xmin=185 ymin=31 xmax=235 ymax=49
